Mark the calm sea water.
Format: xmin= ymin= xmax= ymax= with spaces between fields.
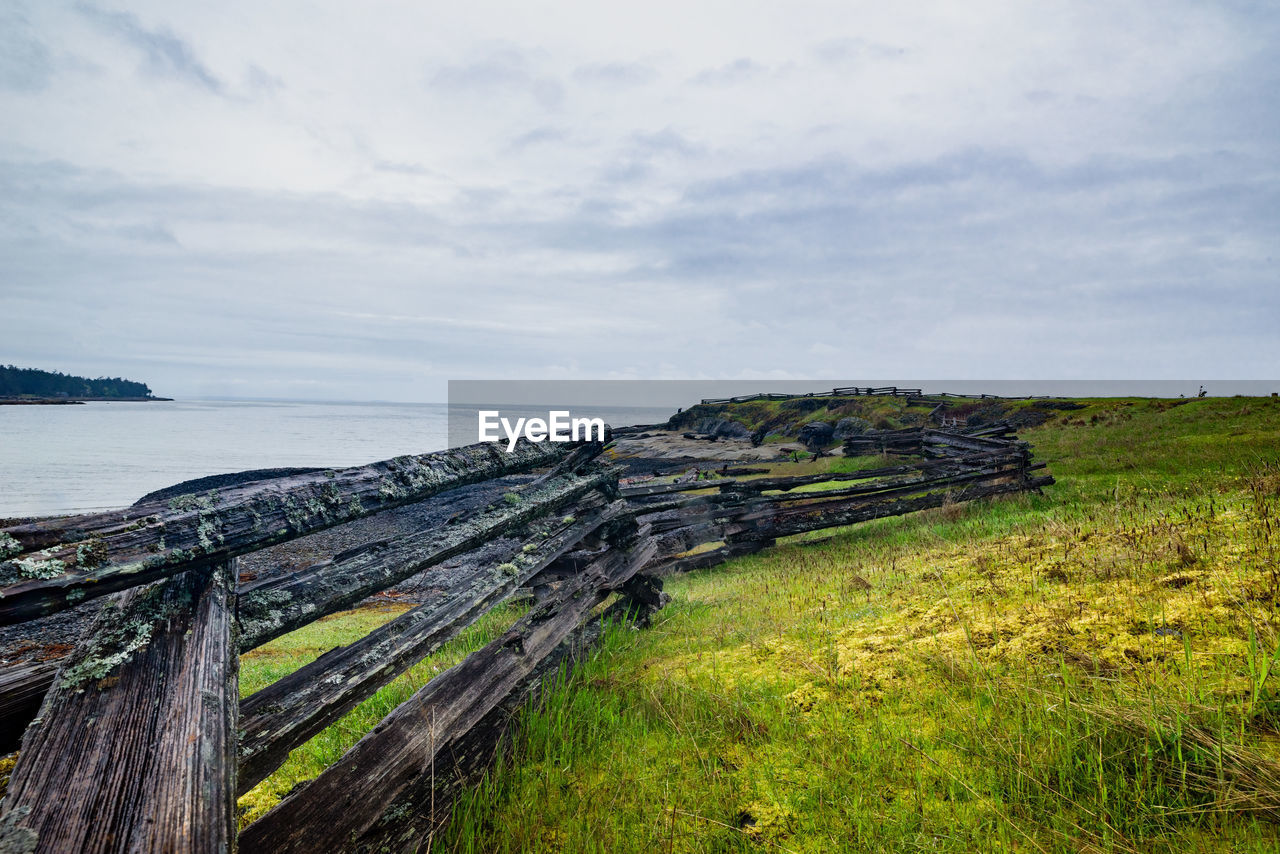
xmin=0 ymin=399 xmax=672 ymax=518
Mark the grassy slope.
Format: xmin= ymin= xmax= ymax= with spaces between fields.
xmin=423 ymin=396 xmax=1280 ymax=852
xmin=666 ymin=395 xmax=915 ymax=437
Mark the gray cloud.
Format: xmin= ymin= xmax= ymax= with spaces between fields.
xmin=597 ymin=128 xmax=705 ymax=184
xmin=76 ymin=3 xmax=223 ymax=93
xmin=6 ymin=129 xmax=1274 ymax=394
xmin=690 ymin=58 xmax=767 ymax=86
xmin=430 ymin=45 xmax=563 ymax=108
xmin=431 ymin=46 xmax=532 ymax=90
xmin=372 ymin=159 xmax=437 ymax=176
xmin=508 ymin=126 xmax=569 ymax=151
xmin=1 ymin=1 xmax=1277 ymax=399
xmin=572 ymin=61 xmax=658 ymax=87
xmin=631 ymin=129 xmax=703 ymax=157
xmin=245 ymin=64 xmax=284 ymax=94
xmin=0 ymin=5 xmax=54 ymax=92
xmin=811 ymin=37 xmax=906 ymax=65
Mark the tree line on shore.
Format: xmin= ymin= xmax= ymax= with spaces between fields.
xmin=0 ymin=365 xmax=155 ymax=399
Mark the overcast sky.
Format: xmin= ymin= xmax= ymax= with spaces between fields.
xmin=2 ymin=1 xmax=1276 ymax=402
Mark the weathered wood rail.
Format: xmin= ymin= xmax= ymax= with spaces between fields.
xmin=696 ymin=389 xmax=1062 ymax=405
xmin=699 ymin=386 xmax=924 ymax=404
xmin=0 ymin=424 xmax=1051 ymax=852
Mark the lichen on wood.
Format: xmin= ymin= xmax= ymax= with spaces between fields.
xmin=0 ymin=439 xmax=583 ymax=625
xmin=237 ymin=533 xmax=657 ymax=854
xmin=236 ymin=465 xmax=620 ymax=651
xmin=1 ymin=561 xmax=238 ymax=852
xmin=236 ymin=501 xmax=624 ymax=793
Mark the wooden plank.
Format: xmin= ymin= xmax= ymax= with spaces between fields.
xmin=0 ymin=561 xmax=238 ymax=853
xmin=644 ymin=539 xmax=774 ymax=576
xmin=922 ymin=429 xmax=1023 ymax=454
xmin=622 ymin=478 xmax=746 ymax=498
xmin=842 ymin=426 xmax=1030 ymax=457
xmin=236 ymin=500 xmax=625 ymax=793
xmin=237 ymin=465 xmax=618 ymax=650
xmin=725 ymin=475 xmax=1054 ymax=541
xmin=0 ymin=467 xmax=620 ymax=760
xmin=0 ymin=662 xmax=57 ymax=754
xmin=634 ymin=454 xmax=1028 ymax=528
xmin=726 ymin=452 xmax=995 ymax=491
xmin=633 ymin=466 xmax=1045 ymax=562
xmin=723 ymin=464 xmax=1038 ymax=527
xmin=648 ymin=518 xmax=728 ymax=558
xmin=621 ymin=449 xmax=1021 ymax=500
xmin=659 ymin=457 xmax=1025 ymax=514
xmin=842 ymin=434 xmax=924 ymax=455
xmin=237 ymin=534 xmax=657 ymax=854
xmin=0 ymin=439 xmax=584 ymax=625
xmin=526 ymin=439 xmax=609 ymax=486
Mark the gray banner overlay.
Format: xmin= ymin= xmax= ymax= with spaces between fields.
xmin=446 ymin=380 xmax=1278 ymax=448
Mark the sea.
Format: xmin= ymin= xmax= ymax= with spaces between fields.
xmin=0 ymin=399 xmax=674 ymax=518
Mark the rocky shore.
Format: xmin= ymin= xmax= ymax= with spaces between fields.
xmin=0 ymin=396 xmax=172 ymax=405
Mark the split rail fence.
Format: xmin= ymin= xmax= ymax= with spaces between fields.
xmin=0 ymin=425 xmax=1051 ymax=852
xmin=699 ymin=386 xmax=923 ymax=404
xmin=697 ymin=389 xmax=1061 ymax=405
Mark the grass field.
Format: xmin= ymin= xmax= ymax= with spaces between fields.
xmin=240 ymin=396 xmax=1280 ymax=852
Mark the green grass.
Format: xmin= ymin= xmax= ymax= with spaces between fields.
xmin=236 ymin=396 xmax=1280 ymax=850
xmin=427 ymin=396 xmax=1280 ymax=852
xmin=669 ymin=395 xmax=916 ymax=437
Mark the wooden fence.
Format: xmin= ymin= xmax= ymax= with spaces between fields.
xmin=696 ymin=389 xmax=1065 ymax=405
xmin=699 ymin=386 xmax=923 ymax=404
xmin=0 ymin=426 xmax=1051 ymax=852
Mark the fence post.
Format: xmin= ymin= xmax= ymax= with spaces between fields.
xmin=1 ymin=561 xmax=239 ymax=853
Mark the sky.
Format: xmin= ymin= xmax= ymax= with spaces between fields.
xmin=1 ymin=1 xmax=1277 ymax=402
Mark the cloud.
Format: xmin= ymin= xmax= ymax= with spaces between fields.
xmin=0 ymin=5 xmax=54 ymax=92
xmin=630 ymin=128 xmax=703 ymax=157
xmin=430 ymin=45 xmax=563 ymax=108
xmin=372 ymin=159 xmax=437 ymax=177
xmin=508 ymin=126 xmax=569 ymax=151
xmin=2 ymin=1 xmax=1278 ymax=399
xmin=572 ymin=61 xmax=658 ymax=87
xmin=598 ymin=128 xmax=705 ymax=184
xmin=690 ymin=58 xmax=767 ymax=86
xmin=245 ymin=64 xmax=284 ymax=94
xmin=76 ymin=3 xmax=224 ymax=93
xmin=7 ymin=135 xmax=1274 ymax=390
xmin=811 ymin=37 xmax=906 ymax=65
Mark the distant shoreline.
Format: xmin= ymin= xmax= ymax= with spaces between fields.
xmin=0 ymin=397 xmax=173 ymax=406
